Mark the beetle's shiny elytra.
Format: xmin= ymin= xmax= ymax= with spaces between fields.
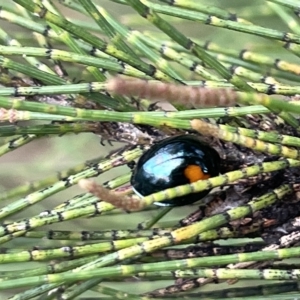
xmin=130 ymin=135 xmax=220 ymax=207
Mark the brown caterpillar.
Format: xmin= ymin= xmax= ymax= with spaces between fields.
xmin=78 ymin=179 xmax=146 ymax=211
xmin=106 ymin=77 xmax=237 ymax=108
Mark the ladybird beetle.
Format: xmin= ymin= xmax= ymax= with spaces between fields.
xmin=130 ymin=134 xmax=220 ymax=207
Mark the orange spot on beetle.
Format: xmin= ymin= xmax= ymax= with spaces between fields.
xmin=183 ymin=165 xmax=210 ymax=182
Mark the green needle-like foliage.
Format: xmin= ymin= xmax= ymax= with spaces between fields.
xmin=1 ymin=0 xmax=300 ymax=299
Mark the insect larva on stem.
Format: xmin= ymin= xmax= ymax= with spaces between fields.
xmin=78 ymin=179 xmax=146 ymax=211
xmin=106 ymin=77 xmax=237 ymax=108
